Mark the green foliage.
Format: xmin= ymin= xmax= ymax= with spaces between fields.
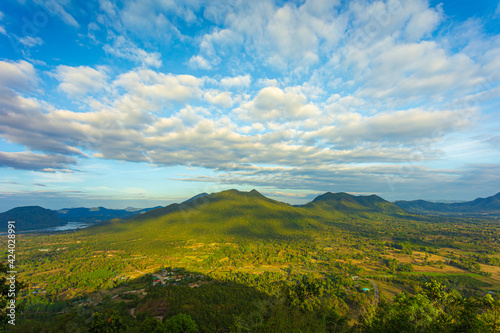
xmin=283 ymin=275 xmax=322 ymax=311
xmin=0 ymin=262 xmax=26 ymax=329
xmin=163 ymin=313 xmax=198 ymax=333
xmin=360 ymin=280 xmax=500 ymax=333
xmin=89 ymin=309 xmax=126 ymax=333
xmin=138 ymin=315 xmax=163 ymax=333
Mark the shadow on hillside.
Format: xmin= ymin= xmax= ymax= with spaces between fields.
xmin=12 ymin=266 xmax=309 ymax=333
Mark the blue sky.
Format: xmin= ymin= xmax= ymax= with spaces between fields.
xmin=0 ymin=0 xmax=499 ymax=211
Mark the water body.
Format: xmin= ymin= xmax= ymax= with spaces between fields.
xmin=36 ymin=221 xmax=95 ymax=232
xmin=1 ymin=221 xmax=97 ymax=235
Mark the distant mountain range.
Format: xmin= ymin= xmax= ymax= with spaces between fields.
xmin=0 ymin=205 xmax=161 ymax=232
xmin=2 ymin=190 xmax=498 ymax=232
xmin=394 ymin=192 xmax=500 ymax=217
xmin=0 ymin=206 xmax=66 ymax=232
xmin=56 ymin=206 xmax=162 ymax=223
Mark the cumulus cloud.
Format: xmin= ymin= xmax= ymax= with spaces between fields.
xmin=220 ymin=75 xmax=251 ymax=89
xmin=237 ymin=86 xmax=320 ymax=121
xmin=54 ymin=65 xmax=108 ymax=96
xmin=310 ymin=108 xmax=475 ymax=147
xmin=354 ymin=40 xmax=482 ymax=105
xmin=0 ymin=58 xmax=482 ymax=179
xmin=195 ymin=0 xmax=346 ymax=71
xmin=188 ymin=55 xmax=213 ymax=70
xmin=0 ymin=0 xmax=498 ymax=202
xmin=114 ymin=69 xmax=203 ymax=104
xmin=0 ymin=60 xmax=37 ymax=91
xmin=203 ymin=90 xmax=233 ymax=108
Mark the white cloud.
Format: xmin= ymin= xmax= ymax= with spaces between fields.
xmin=349 ymin=39 xmax=482 ymax=106
xmin=0 ymin=151 xmax=76 ymax=171
xmin=220 ymin=75 xmax=251 ymax=89
xmin=54 ymin=65 xmax=108 ymax=96
xmin=258 ymin=78 xmax=279 ymax=87
xmin=188 ymin=55 xmax=212 ymax=70
xmin=35 ymin=0 xmax=79 ymax=28
xmin=0 ymin=60 xmax=37 ymax=91
xmin=17 ymin=36 xmax=44 ymax=47
xmin=196 ymin=0 xmax=346 ymax=71
xmin=203 ymin=90 xmax=233 ymax=108
xmin=114 ymin=69 xmax=203 ymax=104
xmin=103 ymin=36 xmax=162 ymax=68
xmin=237 ymin=86 xmax=320 ymax=121
xmin=405 ymin=5 xmax=441 ymax=41
xmin=310 ymin=108 xmax=475 ymax=147
xmin=0 ymin=12 xmax=5 ymax=35
xmin=0 ymin=0 xmax=498 ymax=202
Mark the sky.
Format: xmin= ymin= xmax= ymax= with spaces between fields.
xmin=0 ymin=0 xmax=499 ymax=211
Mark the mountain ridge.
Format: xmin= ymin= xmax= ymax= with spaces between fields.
xmin=0 ymin=206 xmax=66 ymax=231
xmin=80 ymin=189 xmax=412 ymax=242
xmin=3 ymin=191 xmax=498 ymax=233
xmin=56 ymin=206 xmax=162 ymax=222
xmin=394 ymin=192 xmax=500 ymax=216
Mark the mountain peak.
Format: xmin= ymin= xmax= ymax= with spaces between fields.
xmin=217 ymin=189 xmax=264 ymax=198
xmin=0 ymin=206 xmax=65 ymax=231
xmin=182 ymin=193 xmax=209 ymax=204
xmin=312 ymin=192 xmax=353 ymax=202
xmin=309 ymin=192 xmax=405 ymax=215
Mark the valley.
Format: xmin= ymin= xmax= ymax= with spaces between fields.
xmin=2 ymin=189 xmax=500 ymax=332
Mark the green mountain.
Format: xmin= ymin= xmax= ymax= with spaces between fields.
xmin=394 ymin=192 xmax=500 ymax=216
xmin=82 ymin=189 xmax=409 ymax=243
xmin=0 ymin=206 xmax=66 ymax=231
xmin=304 ymin=192 xmax=408 ymax=216
xmin=94 ymin=189 xmax=324 ymax=241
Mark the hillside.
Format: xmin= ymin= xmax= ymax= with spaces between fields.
xmin=0 ymin=206 xmax=66 ymax=231
xmin=303 ymin=192 xmax=408 ymax=216
xmin=9 ymin=189 xmax=500 ymax=332
xmin=394 ymin=192 xmax=500 ymax=216
xmin=81 ymin=189 xmax=411 ymax=244
xmin=86 ymin=189 xmax=326 ymax=241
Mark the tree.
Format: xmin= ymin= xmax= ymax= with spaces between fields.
xmin=139 ymin=315 xmax=163 ymax=333
xmin=0 ymin=262 xmax=26 ymax=329
xmin=89 ymin=309 xmax=126 ymax=333
xmin=163 ymin=313 xmax=198 ymax=333
xmin=481 ymin=294 xmax=500 ymax=332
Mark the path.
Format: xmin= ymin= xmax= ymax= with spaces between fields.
xmin=368 ymin=279 xmax=379 ymax=304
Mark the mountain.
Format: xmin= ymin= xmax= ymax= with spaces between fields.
xmin=181 ymin=193 xmax=209 ymax=204
xmin=82 ymin=189 xmax=410 ymax=243
xmin=124 ymin=189 xmax=323 ymax=240
xmin=56 ymin=206 xmax=162 ymax=222
xmin=304 ymin=192 xmax=408 ymax=216
xmin=0 ymin=206 xmax=66 ymax=231
xmin=394 ymin=192 xmax=500 ymax=216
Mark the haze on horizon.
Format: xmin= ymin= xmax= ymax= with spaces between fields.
xmin=0 ymin=0 xmax=499 ymax=211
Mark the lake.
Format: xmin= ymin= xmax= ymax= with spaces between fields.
xmin=0 ymin=221 xmax=97 ymax=235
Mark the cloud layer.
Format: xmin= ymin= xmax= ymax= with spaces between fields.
xmin=0 ymin=0 xmax=499 ymax=203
